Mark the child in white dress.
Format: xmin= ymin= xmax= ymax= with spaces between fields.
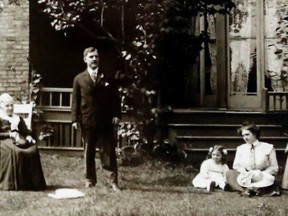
xmin=192 ymin=145 xmax=229 ymax=192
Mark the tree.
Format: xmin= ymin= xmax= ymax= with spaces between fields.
xmin=36 ymin=0 xmax=235 ymax=154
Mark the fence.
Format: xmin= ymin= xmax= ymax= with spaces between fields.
xmin=264 ymin=90 xmax=288 ymax=112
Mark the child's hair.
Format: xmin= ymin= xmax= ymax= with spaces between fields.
xmin=206 ymin=145 xmax=227 ymax=164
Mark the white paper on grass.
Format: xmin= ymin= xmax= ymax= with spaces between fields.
xmin=48 ymin=188 xmax=85 ymax=199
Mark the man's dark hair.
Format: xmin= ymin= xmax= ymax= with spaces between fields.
xmin=83 ymin=47 xmax=98 ymax=58
xmin=237 ymin=122 xmax=261 ymax=139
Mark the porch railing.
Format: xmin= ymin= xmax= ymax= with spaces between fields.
xmin=34 ymin=87 xmax=130 ymax=151
xmin=34 ymin=87 xmax=288 ymax=150
xmin=263 ymin=88 xmax=288 ymax=112
xmin=38 ymin=87 xmax=72 ymax=110
xmin=34 ymin=87 xmax=81 ymax=150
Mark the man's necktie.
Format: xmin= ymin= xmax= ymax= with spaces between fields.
xmin=91 ymin=72 xmax=97 ymax=82
xmin=249 ymin=144 xmax=256 ymax=170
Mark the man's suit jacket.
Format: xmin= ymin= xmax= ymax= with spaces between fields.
xmin=72 ymin=69 xmax=121 ymax=129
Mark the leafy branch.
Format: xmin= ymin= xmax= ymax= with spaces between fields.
xmin=268 ymin=3 xmax=288 ymax=91
xmin=37 ymin=0 xmax=235 ymax=152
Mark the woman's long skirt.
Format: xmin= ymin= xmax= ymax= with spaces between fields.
xmin=282 ymin=157 xmax=288 ymax=189
xmin=0 ymin=139 xmax=46 ymax=190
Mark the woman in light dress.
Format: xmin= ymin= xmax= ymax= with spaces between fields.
xmin=226 ymin=123 xmax=279 ymax=197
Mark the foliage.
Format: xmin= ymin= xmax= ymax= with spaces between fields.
xmin=8 ymin=58 xmax=42 ymax=107
xmin=8 ymin=58 xmax=54 ymax=141
xmin=26 ymin=58 xmax=42 ymax=106
xmin=38 ymin=124 xmax=54 ymax=141
xmin=37 ymin=0 xmax=235 ymax=154
xmin=268 ymin=3 xmax=288 ymax=91
xmin=116 ymin=122 xmax=187 ymax=165
xmin=26 ymin=64 xmax=54 ymax=141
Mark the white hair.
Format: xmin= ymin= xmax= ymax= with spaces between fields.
xmin=0 ymin=93 xmax=14 ymax=104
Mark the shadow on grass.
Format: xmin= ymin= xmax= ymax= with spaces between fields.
xmin=119 ymin=173 xmax=213 ymax=195
xmin=121 ymin=174 xmax=191 ymax=186
xmin=150 ymin=175 xmax=190 ymax=186
xmin=121 ymin=185 xmax=213 ymax=195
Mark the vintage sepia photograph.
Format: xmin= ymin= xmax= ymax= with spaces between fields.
xmin=0 ymin=0 xmax=288 ymax=215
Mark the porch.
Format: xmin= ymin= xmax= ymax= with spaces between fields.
xmin=34 ymin=87 xmax=288 ymax=156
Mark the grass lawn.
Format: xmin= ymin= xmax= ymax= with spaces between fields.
xmin=0 ymin=152 xmax=287 ymax=216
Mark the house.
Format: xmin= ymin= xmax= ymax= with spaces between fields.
xmin=1 ymin=1 xmax=288 ymax=165
xmin=0 ymin=1 xmax=30 ymax=101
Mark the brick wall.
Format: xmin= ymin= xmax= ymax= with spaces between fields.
xmin=0 ymin=0 xmax=29 ymax=102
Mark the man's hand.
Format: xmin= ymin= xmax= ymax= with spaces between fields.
xmin=251 ymin=170 xmax=263 ymax=182
xmin=26 ymin=135 xmax=36 ymax=144
xmin=112 ymin=117 xmax=120 ymax=125
xmin=9 ymin=131 xmax=19 ymax=140
xmin=72 ymin=122 xmax=80 ymax=130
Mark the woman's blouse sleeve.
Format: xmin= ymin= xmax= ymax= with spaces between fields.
xmin=18 ymin=116 xmax=31 ymax=136
xmin=0 ymin=132 xmax=10 ymax=138
xmin=263 ymin=146 xmax=279 ymax=175
xmin=232 ymin=147 xmax=242 ymax=171
xmin=223 ymin=164 xmax=230 ymax=178
xmin=0 ymin=118 xmax=10 ymax=138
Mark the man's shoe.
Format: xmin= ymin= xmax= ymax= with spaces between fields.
xmin=85 ymin=181 xmax=95 ymax=188
xmin=111 ymin=183 xmax=121 ymax=192
xmin=240 ymin=189 xmax=252 ymax=197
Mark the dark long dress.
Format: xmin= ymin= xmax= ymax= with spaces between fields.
xmin=0 ymin=116 xmax=46 ymax=190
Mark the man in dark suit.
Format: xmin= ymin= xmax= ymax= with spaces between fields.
xmin=72 ymin=47 xmax=121 ymax=191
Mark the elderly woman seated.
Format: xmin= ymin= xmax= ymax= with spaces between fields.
xmin=0 ymin=93 xmax=46 ymax=190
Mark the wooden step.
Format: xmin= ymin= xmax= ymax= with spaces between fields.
xmin=168 ymin=123 xmax=283 ymax=137
xmin=176 ymin=135 xmax=288 ymax=150
xmin=163 ymin=109 xmax=288 ymax=166
xmin=165 ymin=110 xmax=288 ymax=125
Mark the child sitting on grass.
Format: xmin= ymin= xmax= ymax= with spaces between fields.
xmin=192 ymin=145 xmax=230 ymax=192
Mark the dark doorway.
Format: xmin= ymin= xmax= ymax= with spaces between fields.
xmin=29 ymin=0 xmax=121 ymax=87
